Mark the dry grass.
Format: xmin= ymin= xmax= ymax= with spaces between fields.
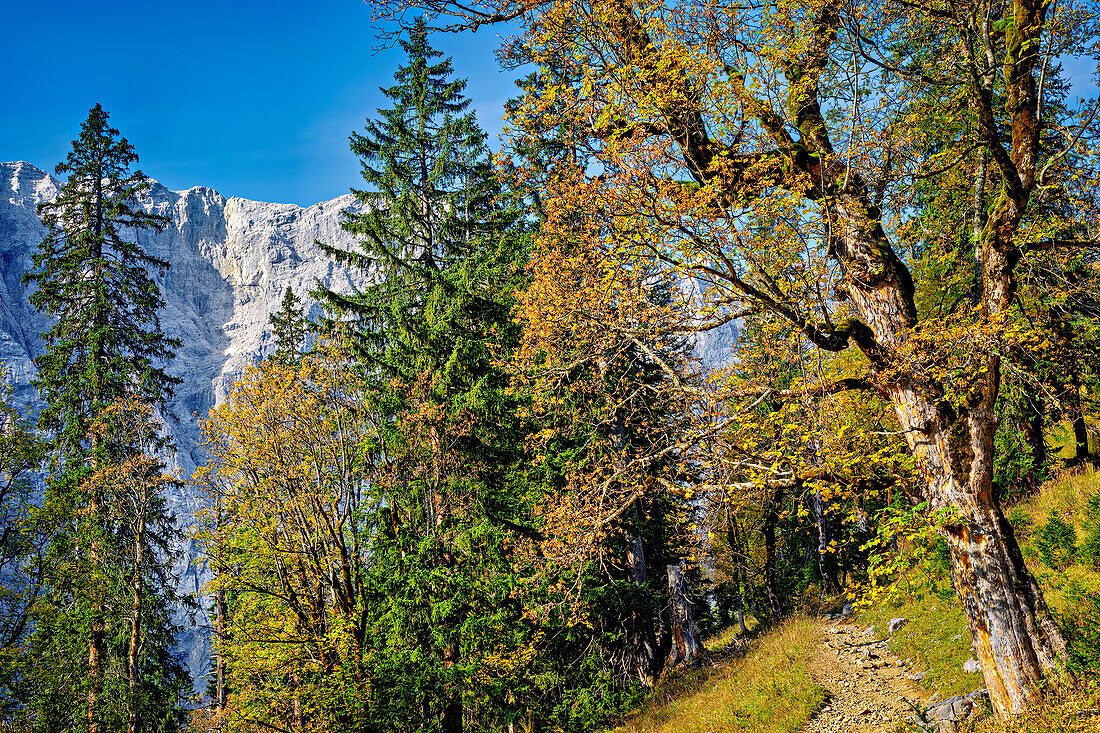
xmin=965 ymin=680 xmax=1100 ymax=733
xmin=611 ymin=616 xmax=825 ymax=733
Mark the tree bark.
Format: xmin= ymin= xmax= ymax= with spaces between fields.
xmin=87 ymin=619 xmax=103 ymax=733
xmin=624 ymin=525 xmax=661 ymax=682
xmin=86 ymin=490 xmax=103 ymax=733
xmin=665 ymin=562 xmax=703 ymax=667
xmin=441 ymin=644 xmax=463 ymax=733
xmin=868 ymin=302 xmax=1064 ymax=718
xmin=215 ymin=587 xmax=227 ymax=709
xmin=1021 ymin=389 xmax=1047 ymax=489
xmin=1072 ymin=410 xmax=1092 ymax=465
xmin=1067 ymin=378 xmax=1093 ymax=465
xmin=811 ymin=490 xmax=838 ymax=594
xmin=292 ymin=671 xmax=303 ymax=729
xmin=128 ymin=519 xmax=144 ymax=733
xmin=761 ymin=484 xmax=785 ymax=625
xmin=1056 ymin=378 xmax=1092 ymax=466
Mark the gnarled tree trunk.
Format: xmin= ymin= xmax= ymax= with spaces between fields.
xmin=828 ymin=204 xmax=1068 ymax=717
xmin=887 ymin=379 xmax=1067 ymax=716
xmin=665 ymin=562 xmax=703 ymax=667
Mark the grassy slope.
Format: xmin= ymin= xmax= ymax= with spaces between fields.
xmin=611 ymin=616 xmax=825 ymax=733
xmin=612 ymin=470 xmax=1100 ymax=733
xmin=861 ymin=468 xmax=1100 ymax=731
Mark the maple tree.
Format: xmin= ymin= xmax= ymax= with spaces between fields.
xmin=370 ymin=0 xmax=1100 ymax=717
xmin=196 ymin=345 xmax=383 ymax=731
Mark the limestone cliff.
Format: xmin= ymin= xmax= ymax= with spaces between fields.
xmin=0 ymin=160 xmax=368 ymax=690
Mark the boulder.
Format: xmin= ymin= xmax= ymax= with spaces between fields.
xmin=911 ymin=689 xmax=988 ymax=732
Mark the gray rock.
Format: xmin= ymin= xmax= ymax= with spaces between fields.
xmin=0 ymin=161 xmax=369 ymax=692
xmin=912 ymin=689 xmax=988 ymax=732
xmin=888 ymin=617 xmax=909 ymax=635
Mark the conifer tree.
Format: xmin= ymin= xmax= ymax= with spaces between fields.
xmin=19 ymin=104 xmax=188 ymax=733
xmin=268 ymin=286 xmax=310 ymax=362
xmin=315 ymin=19 xmax=530 ymax=732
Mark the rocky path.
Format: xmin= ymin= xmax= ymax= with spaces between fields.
xmin=801 ymin=623 xmax=924 ymax=733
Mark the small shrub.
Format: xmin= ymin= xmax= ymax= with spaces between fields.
xmin=1006 ymin=505 xmax=1035 ymax=544
xmin=1079 ymin=493 xmax=1100 ymax=570
xmin=1036 ymin=509 xmax=1077 ymax=570
xmin=1066 ymin=587 xmax=1100 ymax=673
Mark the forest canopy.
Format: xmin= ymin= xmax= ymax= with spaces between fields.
xmin=2 ymin=1 xmax=1100 ymax=732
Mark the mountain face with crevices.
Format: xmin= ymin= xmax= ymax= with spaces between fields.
xmin=0 ymin=160 xmax=369 ymax=691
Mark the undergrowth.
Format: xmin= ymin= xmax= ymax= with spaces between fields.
xmin=611 ymin=616 xmax=824 ymax=733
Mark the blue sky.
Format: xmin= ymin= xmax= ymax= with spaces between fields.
xmin=0 ymin=0 xmax=520 ymax=206
xmin=4 ymin=2 xmax=1095 ymax=208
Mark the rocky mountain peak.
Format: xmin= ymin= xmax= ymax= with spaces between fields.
xmin=0 ymin=161 xmax=369 ymax=689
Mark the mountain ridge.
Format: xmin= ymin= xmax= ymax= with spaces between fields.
xmin=1 ymin=160 xmax=370 ymax=691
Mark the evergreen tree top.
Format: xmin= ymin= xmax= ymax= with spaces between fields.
xmin=25 ymin=103 xmax=180 ymax=440
xmin=269 ymin=286 xmax=311 ymax=363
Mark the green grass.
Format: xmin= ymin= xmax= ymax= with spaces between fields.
xmin=1009 ymin=468 xmax=1100 ymax=626
xmin=702 ymin=617 xmax=761 ymax=655
xmin=611 ymin=616 xmax=825 ymax=733
xmin=858 ymin=592 xmax=976 ymax=700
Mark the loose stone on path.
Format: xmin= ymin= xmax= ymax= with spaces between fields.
xmin=803 ymin=622 xmax=924 ymax=733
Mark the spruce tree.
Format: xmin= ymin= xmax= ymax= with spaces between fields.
xmin=316 ymin=19 xmax=530 ymax=732
xmin=19 ymin=104 xmax=188 ymax=733
xmin=268 ymin=286 xmax=310 ymax=362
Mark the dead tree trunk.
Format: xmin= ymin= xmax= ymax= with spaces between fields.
xmin=624 ymin=523 xmax=661 ymax=682
xmin=665 ymin=562 xmax=703 ymax=667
